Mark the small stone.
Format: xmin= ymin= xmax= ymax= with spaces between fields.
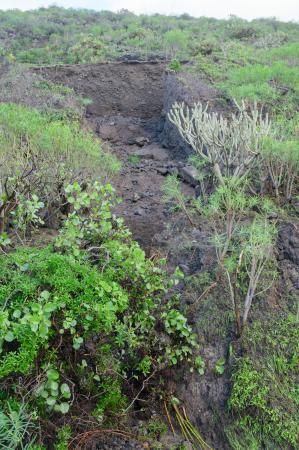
xmin=168 ymin=167 xmax=179 ymax=176
xmin=157 ymin=167 xmax=168 ymax=175
xmin=135 ymin=136 xmax=150 ymax=147
xmin=132 ymin=193 xmax=141 ymax=202
xmin=98 ymin=124 xmax=118 ymax=142
xmin=268 ymin=212 xmax=278 ymax=219
xmin=135 ymin=144 xmax=169 ymax=161
xmin=134 ymin=207 xmax=143 ymax=216
xmin=179 ymin=165 xmax=199 ymax=186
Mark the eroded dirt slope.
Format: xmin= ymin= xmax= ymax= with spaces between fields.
xmin=33 ymin=62 xmax=166 ymax=119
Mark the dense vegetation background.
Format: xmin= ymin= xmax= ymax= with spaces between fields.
xmin=0 ymin=7 xmax=298 ymax=65
xmin=1 ymin=7 xmax=298 ymax=117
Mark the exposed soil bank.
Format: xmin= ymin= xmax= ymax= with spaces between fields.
xmin=33 ymin=62 xmax=203 ymax=250
xmin=33 ymin=62 xmax=166 ymax=119
xmin=31 ymin=63 xmax=228 ymax=253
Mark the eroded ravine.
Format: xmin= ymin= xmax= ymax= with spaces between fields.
xmin=35 ymin=62 xmax=198 ymax=253
xmin=30 ymin=62 xmax=231 ymax=449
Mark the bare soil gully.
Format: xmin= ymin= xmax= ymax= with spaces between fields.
xmin=35 ymin=62 xmax=219 ymax=253
xmin=31 ymin=62 xmax=231 ymax=449
xmin=35 ymin=63 xmax=170 ymax=248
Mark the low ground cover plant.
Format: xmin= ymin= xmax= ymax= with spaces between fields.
xmin=227 ymin=315 xmax=299 ymax=448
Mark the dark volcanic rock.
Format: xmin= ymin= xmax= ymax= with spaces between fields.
xmin=179 ymin=165 xmax=200 ymax=186
xmin=278 ymin=222 xmax=299 ymax=265
xmin=135 ymin=144 xmax=169 ymax=161
xmin=135 ymin=136 xmax=150 ymax=147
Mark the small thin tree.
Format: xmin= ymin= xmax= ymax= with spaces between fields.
xmin=198 ymin=177 xmax=258 ymax=263
xmin=162 ymin=175 xmax=195 ymax=226
xmin=225 ymin=217 xmax=277 ymax=334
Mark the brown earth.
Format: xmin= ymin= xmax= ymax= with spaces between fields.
xmin=33 ymin=62 xmax=225 ymax=254
xmin=33 ymin=62 xmax=166 ymax=119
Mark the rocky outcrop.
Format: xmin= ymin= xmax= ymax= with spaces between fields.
xmin=178 ymin=165 xmax=200 ymax=186
xmin=134 ymin=144 xmax=169 ymax=161
xmin=278 ymin=222 xmax=299 ymax=266
xmin=278 ymin=221 xmax=299 ymax=293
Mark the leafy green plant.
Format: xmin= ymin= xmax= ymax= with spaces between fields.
xmin=92 ymin=376 xmax=127 ymax=422
xmin=0 ymin=232 xmax=11 ymax=249
xmin=54 ymin=425 xmax=72 ymax=450
xmin=55 ymin=181 xmax=122 ymax=257
xmin=194 ymin=355 xmax=205 ymax=375
xmin=214 ymin=357 xmax=225 ymax=375
xmin=0 ymin=104 xmax=120 ymax=236
xmin=168 ymin=59 xmax=182 ymax=72
xmin=68 ymin=34 xmax=108 ymax=63
xmin=146 ymin=417 xmax=168 ymax=439
xmin=11 ymin=194 xmax=44 ymax=240
xmin=0 ymin=179 xmax=197 ymax=432
xmin=35 ymin=367 xmax=71 ymax=414
xmin=162 ymin=309 xmax=198 ymax=365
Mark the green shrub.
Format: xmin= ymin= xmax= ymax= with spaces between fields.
xmin=228 ymin=316 xmax=299 ymax=448
xmin=168 ymin=59 xmax=182 ymax=72
xmin=0 ymin=182 xmax=197 ymax=436
xmin=54 ymin=425 xmax=72 ymax=450
xmin=221 ymin=56 xmax=299 ymax=114
xmin=0 ymin=8 xmax=298 ymax=66
xmin=164 ymin=29 xmax=188 ymax=59
xmin=0 ymin=103 xmax=120 ymax=235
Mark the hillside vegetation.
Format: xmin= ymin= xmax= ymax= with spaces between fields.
xmin=0 ymin=7 xmax=298 ymax=450
xmin=0 ymin=8 xmax=298 ymax=64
